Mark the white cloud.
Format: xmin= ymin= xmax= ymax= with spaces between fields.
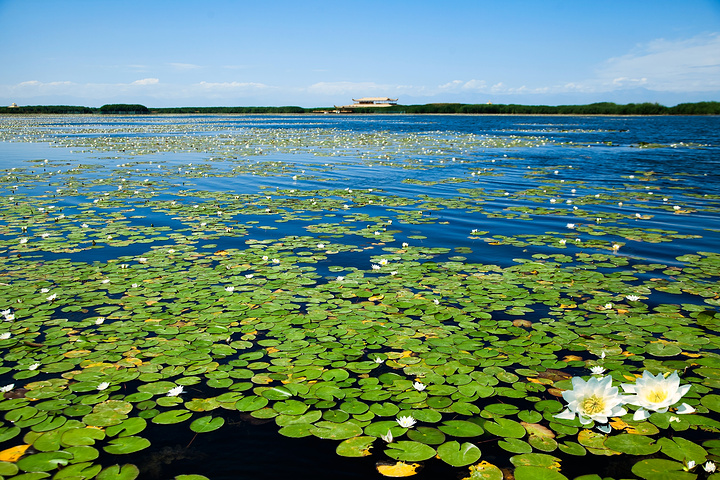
xmin=131 ymin=78 xmax=159 ymax=85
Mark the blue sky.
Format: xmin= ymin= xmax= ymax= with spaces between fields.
xmin=1 ymin=0 xmax=719 ymax=107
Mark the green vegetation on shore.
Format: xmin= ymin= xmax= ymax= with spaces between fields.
xmin=1 ymin=101 xmax=719 ymax=115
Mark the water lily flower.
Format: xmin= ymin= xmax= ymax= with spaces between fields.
xmin=167 ymin=385 xmax=184 ymax=397
xmin=554 ymin=375 xmax=627 ymax=425
xmin=2 ymin=309 xmax=13 ymax=321
xmin=612 ymin=243 xmax=621 ymax=252
xmin=19 ymin=238 xmax=28 ymax=244
xmin=317 ymin=244 xmax=325 ymax=249
xmin=97 ymin=382 xmax=110 ymax=391
xmin=703 ymin=461 xmax=716 ymax=473
xmin=590 ymin=366 xmax=606 ymax=375
xmin=433 ymin=299 xmax=440 ymax=305
xmin=626 ymin=295 xmax=640 ymax=301
xmin=245 ymin=274 xmax=254 ymax=279
xmin=225 ymin=286 xmax=235 ymax=292
xmin=604 ymin=303 xmax=613 ymax=310
xmin=381 ymin=430 xmax=393 ymax=443
xmin=567 ymin=223 xmax=576 ymax=229
xmin=621 ymin=371 xmax=691 ymax=420
xmin=262 ymin=256 xmax=269 ymax=261
xmin=28 ymin=363 xmax=40 ymax=371
xmin=371 ymin=264 xmax=381 ymax=270
xmin=95 ymin=317 xmax=105 ymax=325
xmin=336 ymin=276 xmax=344 ymax=281
xmin=402 ymin=242 xmax=409 ymax=247
xmin=1 ymin=384 xmax=14 ymax=393
xmin=272 ymin=258 xmax=280 ymax=264
xmin=46 ymin=294 xmax=57 ymax=301
xmin=685 ymin=461 xmax=696 ymax=471
xmin=673 ymin=205 xmax=681 ymax=211
xmin=559 ymin=239 xmax=566 ymax=245
xmin=373 ymin=357 xmax=384 ymax=364
xmin=379 ymin=259 xmax=388 ymax=266
xmin=669 ymin=416 xmax=681 ymax=423
xmin=396 ymin=415 xmax=417 ymax=428
xmin=413 ymin=382 xmax=426 ymax=391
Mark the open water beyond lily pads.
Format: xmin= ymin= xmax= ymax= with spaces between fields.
xmin=0 ymin=114 xmax=719 ymax=480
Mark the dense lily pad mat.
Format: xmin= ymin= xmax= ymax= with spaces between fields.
xmin=0 ymin=115 xmax=719 ymax=480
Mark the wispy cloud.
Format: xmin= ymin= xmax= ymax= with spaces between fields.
xmin=168 ymin=63 xmax=202 ymax=70
xmin=595 ymin=32 xmax=720 ymax=91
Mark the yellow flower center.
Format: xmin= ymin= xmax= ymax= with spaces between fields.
xmin=581 ymin=395 xmax=606 ymax=415
xmin=646 ymin=389 xmax=668 ymax=403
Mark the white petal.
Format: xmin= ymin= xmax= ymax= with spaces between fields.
xmin=554 ymin=409 xmax=576 ymax=420
xmin=676 ymin=403 xmax=695 ymax=415
xmin=597 ymin=424 xmax=612 ymax=434
xmin=633 ymin=408 xmax=650 ymax=421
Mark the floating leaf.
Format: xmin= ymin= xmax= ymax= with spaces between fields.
xmin=631 ymin=459 xmax=696 ymax=480
xmin=376 ymin=461 xmax=423 ymax=477
xmin=336 ymin=436 xmax=374 ymax=457
xmin=385 ymin=441 xmax=436 ymax=462
xmin=103 ymin=436 xmax=152 ymax=455
xmin=190 ymin=416 xmax=225 ymax=433
xmin=436 ymin=441 xmax=481 ymax=467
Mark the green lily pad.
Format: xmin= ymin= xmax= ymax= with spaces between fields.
xmin=336 ymin=436 xmax=374 ymax=457
xmin=152 ymin=409 xmax=193 ymax=424
xmin=103 ymin=436 xmax=152 ymax=455
xmin=384 ymin=441 xmax=437 ymax=462
xmin=190 ymin=416 xmax=225 ymax=433
xmin=96 ymin=464 xmax=140 ymax=480
xmin=436 ymin=441 xmax=482 ymax=467
xmin=16 ymin=451 xmax=73 ymax=472
xmin=631 ymin=459 xmax=696 ymax=480
xmin=309 ymin=421 xmax=363 ymax=440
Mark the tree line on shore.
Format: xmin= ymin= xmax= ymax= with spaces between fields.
xmin=1 ymin=101 xmax=719 ymax=115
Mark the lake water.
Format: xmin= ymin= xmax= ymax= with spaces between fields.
xmin=0 ymin=114 xmax=719 ymax=480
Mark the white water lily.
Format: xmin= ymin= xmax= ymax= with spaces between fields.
xmin=402 ymin=242 xmax=409 ymax=247
xmin=336 ymin=276 xmax=345 ymax=281
xmin=97 ymin=382 xmax=110 ymax=391
xmin=0 ymin=332 xmax=11 ymax=340
xmin=0 ymin=384 xmax=14 ymax=393
xmin=626 ymin=295 xmax=640 ymax=301
xmin=373 ymin=357 xmax=384 ymax=364
xmin=621 ymin=371 xmax=691 ymax=420
xmin=559 ymin=239 xmax=566 ymax=245
xmin=371 ymin=264 xmax=381 ymax=270
xmin=272 ymin=258 xmax=280 ymax=264
xmin=413 ymin=382 xmax=426 ymax=391
xmin=686 ymin=460 xmax=696 ymax=471
xmin=554 ymin=375 xmax=627 ymax=425
xmin=379 ymin=259 xmax=388 ymax=266
xmin=28 ymin=363 xmax=41 ymax=371
xmin=167 ymin=385 xmax=184 ymax=397
xmin=396 ymin=415 xmax=417 ymax=428
xmin=703 ymin=461 xmax=716 ymax=473
xmin=590 ymin=366 xmax=606 ymax=375
xmin=224 ymin=286 xmax=235 ymax=292
xmin=566 ymin=223 xmax=576 ymax=229
xmin=317 ymin=244 xmax=325 ymax=249
xmin=95 ymin=317 xmax=105 ymax=325
xmin=245 ymin=274 xmax=254 ymax=279
xmin=46 ymin=293 xmax=57 ymax=301
xmin=381 ymin=430 xmax=393 ymax=443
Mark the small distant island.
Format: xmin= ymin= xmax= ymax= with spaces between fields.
xmin=1 ymin=101 xmax=719 ymax=115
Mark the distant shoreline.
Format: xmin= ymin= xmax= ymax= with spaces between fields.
xmin=1 ymin=101 xmax=719 ymax=116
